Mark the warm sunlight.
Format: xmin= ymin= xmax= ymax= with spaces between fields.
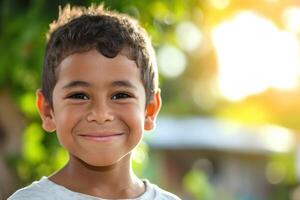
xmin=283 ymin=6 xmax=300 ymax=34
xmin=212 ymin=11 xmax=300 ymax=101
xmin=260 ymin=125 xmax=295 ymax=153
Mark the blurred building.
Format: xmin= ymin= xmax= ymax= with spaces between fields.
xmin=145 ymin=117 xmax=298 ymax=200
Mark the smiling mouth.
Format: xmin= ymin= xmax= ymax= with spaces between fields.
xmin=78 ymin=133 xmax=124 ymax=142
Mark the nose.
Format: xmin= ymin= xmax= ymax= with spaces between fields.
xmin=86 ymin=100 xmax=114 ymax=124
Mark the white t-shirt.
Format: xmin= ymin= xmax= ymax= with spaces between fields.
xmin=8 ymin=177 xmax=180 ymax=200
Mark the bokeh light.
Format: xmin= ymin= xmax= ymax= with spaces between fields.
xmin=157 ymin=44 xmax=187 ymax=78
xmin=261 ymin=125 xmax=295 ymax=153
xmin=212 ymin=11 xmax=300 ymax=101
xmin=282 ymin=6 xmax=300 ymax=34
xmin=175 ymin=21 xmax=203 ymax=52
xmin=265 ymin=162 xmax=286 ymax=184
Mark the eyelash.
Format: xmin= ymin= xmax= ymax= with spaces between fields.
xmin=111 ymin=92 xmax=133 ymax=100
xmin=67 ymin=92 xmax=89 ymax=100
xmin=66 ymin=92 xmax=133 ymax=101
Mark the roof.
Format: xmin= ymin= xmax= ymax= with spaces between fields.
xmin=145 ymin=116 xmax=296 ymax=155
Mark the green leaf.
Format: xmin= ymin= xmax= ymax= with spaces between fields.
xmin=23 ymin=123 xmax=46 ymax=163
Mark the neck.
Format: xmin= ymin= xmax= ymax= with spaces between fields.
xmin=49 ymin=153 xmax=145 ymax=199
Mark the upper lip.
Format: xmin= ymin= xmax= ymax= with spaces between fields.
xmin=77 ymin=131 xmax=123 ymax=137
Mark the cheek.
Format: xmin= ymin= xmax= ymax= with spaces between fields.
xmin=53 ymin=106 xmax=83 ymax=148
xmin=53 ymin=104 xmax=86 ymax=130
xmin=119 ymin=104 xmax=145 ymax=128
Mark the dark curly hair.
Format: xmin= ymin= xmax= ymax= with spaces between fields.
xmin=42 ymin=4 xmax=158 ymax=107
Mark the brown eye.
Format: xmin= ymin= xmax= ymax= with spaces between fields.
xmin=68 ymin=93 xmax=89 ymax=100
xmin=111 ymin=93 xmax=131 ymax=100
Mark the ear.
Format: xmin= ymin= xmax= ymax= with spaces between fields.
xmin=144 ymin=89 xmax=162 ymax=131
xmin=36 ymin=89 xmax=56 ymax=132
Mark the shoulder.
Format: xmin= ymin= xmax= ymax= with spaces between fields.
xmin=144 ymin=180 xmax=182 ymax=200
xmin=8 ymin=177 xmax=57 ymax=200
xmin=8 ymin=177 xmax=102 ymax=200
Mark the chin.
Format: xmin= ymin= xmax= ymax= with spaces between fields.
xmin=80 ymin=155 xmax=126 ymax=169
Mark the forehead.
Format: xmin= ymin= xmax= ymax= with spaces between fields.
xmin=56 ymin=49 xmax=141 ymax=84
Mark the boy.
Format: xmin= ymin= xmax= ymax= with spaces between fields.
xmin=8 ymin=4 xmax=180 ymax=200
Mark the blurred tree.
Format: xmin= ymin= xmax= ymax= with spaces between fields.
xmin=183 ymin=168 xmax=215 ymax=200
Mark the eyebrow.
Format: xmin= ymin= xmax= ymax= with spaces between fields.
xmin=62 ymin=80 xmax=91 ymax=90
xmin=62 ymin=80 xmax=137 ymax=90
xmin=111 ymin=80 xmax=137 ymax=90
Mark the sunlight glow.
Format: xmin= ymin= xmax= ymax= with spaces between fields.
xmin=209 ymin=0 xmax=230 ymax=10
xmin=176 ymin=21 xmax=203 ymax=52
xmin=157 ymin=44 xmax=187 ymax=78
xmin=212 ymin=11 xmax=300 ymax=101
xmin=283 ymin=6 xmax=300 ymax=34
xmin=260 ymin=125 xmax=295 ymax=153
xmin=264 ymin=0 xmax=279 ymax=3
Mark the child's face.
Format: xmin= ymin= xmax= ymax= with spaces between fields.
xmin=37 ymin=49 xmax=160 ymax=167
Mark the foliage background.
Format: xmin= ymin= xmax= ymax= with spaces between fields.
xmin=2 ymin=0 xmax=300 ymax=200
